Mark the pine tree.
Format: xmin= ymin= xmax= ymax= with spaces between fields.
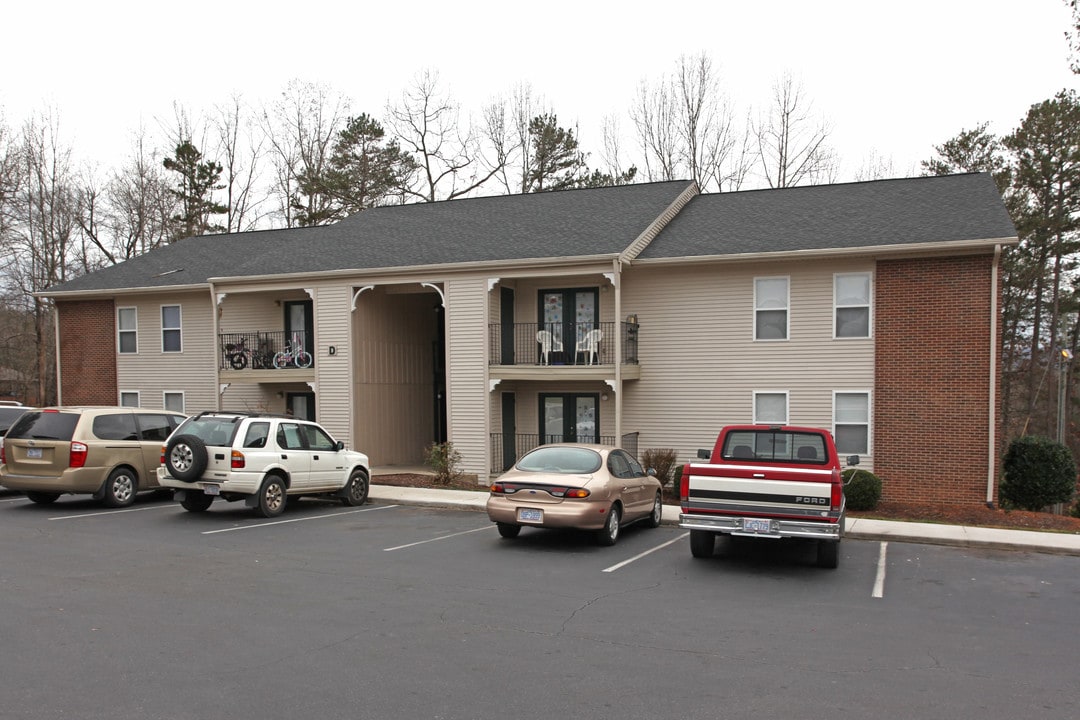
xmin=162 ymin=140 xmax=227 ymax=240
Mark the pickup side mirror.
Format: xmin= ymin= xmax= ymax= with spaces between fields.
xmin=846 ymin=455 xmax=860 ymax=467
xmin=696 ymin=449 xmax=711 ymax=460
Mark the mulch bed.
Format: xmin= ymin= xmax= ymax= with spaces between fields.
xmin=372 ymin=474 xmax=1080 ymax=534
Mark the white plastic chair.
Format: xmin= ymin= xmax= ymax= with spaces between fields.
xmin=536 ymin=330 xmax=563 ymax=365
xmin=581 ymin=328 xmax=603 ymax=365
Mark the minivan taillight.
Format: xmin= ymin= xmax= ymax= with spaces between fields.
xmin=70 ymin=441 xmax=88 ymax=468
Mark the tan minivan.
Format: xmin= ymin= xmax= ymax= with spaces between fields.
xmin=0 ymin=407 xmax=186 ymax=507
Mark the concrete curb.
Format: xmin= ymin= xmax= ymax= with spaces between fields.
xmin=369 ymin=486 xmax=1080 ymax=556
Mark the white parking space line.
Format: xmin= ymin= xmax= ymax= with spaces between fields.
xmin=1 ymin=497 xmax=27 ymax=503
xmin=602 ymin=532 xmax=689 ymax=573
xmin=201 ymin=504 xmax=398 ymax=534
xmin=49 ymin=505 xmax=177 ymax=521
xmin=383 ymin=525 xmax=494 ymax=551
xmin=872 ymin=541 xmax=888 ymax=598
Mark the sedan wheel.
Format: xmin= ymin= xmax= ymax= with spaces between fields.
xmin=644 ymin=492 xmax=663 ymax=528
xmin=497 ymin=522 xmax=521 ymax=539
xmin=102 ymin=468 xmax=137 ymax=508
xmin=595 ymin=504 xmax=621 ymax=546
xmin=256 ymin=476 xmax=287 ymax=518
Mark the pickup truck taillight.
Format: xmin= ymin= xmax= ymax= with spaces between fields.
xmin=231 ymin=450 xmax=245 ymax=469
xmin=679 ymin=469 xmax=689 ymax=500
xmin=831 ymin=477 xmax=843 ymax=511
xmin=69 ymin=442 xmax=88 ymax=468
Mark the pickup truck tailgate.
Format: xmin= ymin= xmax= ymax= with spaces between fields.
xmin=685 ymin=462 xmax=835 ymax=516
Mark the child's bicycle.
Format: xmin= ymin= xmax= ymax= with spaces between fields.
xmin=273 ymin=340 xmax=313 ymax=369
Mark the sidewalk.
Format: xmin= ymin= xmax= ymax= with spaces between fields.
xmin=369 ymin=486 xmax=1080 ymax=557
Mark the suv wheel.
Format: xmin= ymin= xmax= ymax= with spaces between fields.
xmin=341 ymin=469 xmax=369 ymax=507
xmin=256 ymin=476 xmax=287 ymax=518
xmin=180 ymin=491 xmax=214 ymax=513
xmin=165 ymin=435 xmax=208 ymax=482
xmin=102 ymin=468 xmax=137 ymax=508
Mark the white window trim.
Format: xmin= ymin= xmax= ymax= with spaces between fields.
xmin=117 ymin=307 xmax=138 ymax=355
xmin=753 ymin=276 xmax=790 ymax=342
xmin=833 ymin=272 xmax=873 ymax=340
xmin=119 ymin=390 xmax=140 ymax=408
xmin=752 ymin=390 xmax=789 ymax=425
xmin=833 ymin=390 xmax=872 ymax=457
xmin=161 ymin=304 xmax=183 ymax=353
xmin=163 ymin=391 xmax=186 ymax=413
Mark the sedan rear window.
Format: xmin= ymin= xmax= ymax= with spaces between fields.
xmin=517 ymin=446 xmax=602 ymax=474
xmin=5 ymin=412 xmax=80 ymax=441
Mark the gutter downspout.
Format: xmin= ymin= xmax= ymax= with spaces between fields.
xmin=210 ymin=282 xmax=222 ymax=411
xmin=987 ymin=245 xmax=1001 ymax=506
xmin=53 ymin=305 xmax=62 ymax=406
xmin=613 ymin=258 xmax=622 ymax=444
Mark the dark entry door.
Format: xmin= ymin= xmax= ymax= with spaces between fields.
xmin=500 ymin=287 xmax=515 ymax=365
xmin=501 ymin=392 xmax=516 ymax=470
xmin=287 ymin=392 xmax=316 ymax=421
xmin=540 ymin=393 xmax=599 ymax=444
xmin=284 ymin=300 xmax=314 ymax=361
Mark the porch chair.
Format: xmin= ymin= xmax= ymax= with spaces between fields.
xmin=536 ymin=330 xmax=563 ymax=365
xmin=581 ymin=328 xmax=603 ymax=365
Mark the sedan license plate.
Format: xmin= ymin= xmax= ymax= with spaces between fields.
xmin=26 ymin=447 xmax=43 ymax=459
xmin=742 ymin=518 xmax=772 ymax=534
xmin=203 ymin=484 xmax=221 ymax=496
xmin=518 ymin=507 xmax=543 ymax=523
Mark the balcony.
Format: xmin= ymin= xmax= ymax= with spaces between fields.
xmin=219 ymin=331 xmax=313 ymax=374
xmin=488 ymin=321 xmax=639 ymax=367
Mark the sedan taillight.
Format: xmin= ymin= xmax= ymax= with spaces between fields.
xmin=1 ymin=441 xmax=6 ymax=465
xmin=70 ymin=442 xmax=88 ymax=468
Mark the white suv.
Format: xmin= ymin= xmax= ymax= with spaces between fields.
xmin=158 ymin=411 xmax=370 ymax=517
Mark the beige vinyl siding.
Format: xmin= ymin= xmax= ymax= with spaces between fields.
xmin=352 ymin=286 xmax=439 ymax=466
xmin=447 ymin=277 xmax=488 ymax=477
xmin=115 ymin=291 xmax=218 ymax=413
xmin=218 ymin=290 xmax=309 ymax=333
xmin=622 ymin=258 xmax=875 ymax=468
xmin=313 ymin=285 xmax=352 ymax=444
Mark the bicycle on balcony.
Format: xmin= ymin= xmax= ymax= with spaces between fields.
xmin=273 ymin=337 xmax=313 ymax=369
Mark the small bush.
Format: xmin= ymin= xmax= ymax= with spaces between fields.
xmin=842 ymin=468 xmax=882 ymax=511
xmin=1001 ymin=436 xmax=1077 ymax=511
xmin=641 ymin=448 xmax=678 ymax=487
xmin=425 ymin=442 xmax=463 ymax=485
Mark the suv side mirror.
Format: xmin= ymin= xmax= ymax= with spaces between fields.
xmin=336 ymin=440 xmax=345 ymax=451
xmin=696 ymin=449 xmax=711 ymax=460
xmin=846 ymin=455 xmax=860 ymax=467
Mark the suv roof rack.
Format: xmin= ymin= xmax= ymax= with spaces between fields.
xmin=189 ymin=410 xmax=298 ymax=421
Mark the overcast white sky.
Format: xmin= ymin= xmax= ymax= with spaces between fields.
xmin=2 ymin=0 xmax=1078 ymax=186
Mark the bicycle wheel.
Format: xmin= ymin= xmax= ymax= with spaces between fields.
xmin=229 ymin=352 xmax=248 ymax=370
xmin=272 ymin=352 xmax=288 ymax=369
xmin=295 ymin=351 xmax=313 ymax=368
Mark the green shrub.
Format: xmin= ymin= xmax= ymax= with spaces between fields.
xmin=842 ymin=468 xmax=882 ymax=511
xmin=1000 ymin=436 xmax=1077 ymax=511
xmin=673 ymin=464 xmax=685 ymax=488
xmin=425 ymin=442 xmax=463 ymax=485
xmin=641 ymin=448 xmax=678 ymax=487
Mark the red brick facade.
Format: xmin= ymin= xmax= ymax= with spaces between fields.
xmin=875 ymin=254 xmax=1000 ymax=505
xmin=57 ymin=299 xmax=118 ymax=406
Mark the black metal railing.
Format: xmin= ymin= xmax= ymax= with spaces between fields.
xmin=490 ymin=431 xmax=640 ymax=473
xmin=219 ymin=330 xmax=313 ymax=371
xmin=488 ymin=321 xmax=639 ymax=366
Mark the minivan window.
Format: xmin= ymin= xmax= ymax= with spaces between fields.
xmin=93 ymin=413 xmax=139 ymax=441
xmin=6 ymin=412 xmax=80 ymax=441
xmin=136 ymin=414 xmax=175 ymax=442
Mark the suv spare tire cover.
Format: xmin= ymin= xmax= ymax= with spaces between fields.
xmin=165 ymin=434 xmax=209 ymax=482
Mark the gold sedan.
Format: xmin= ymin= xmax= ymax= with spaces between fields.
xmin=486 ymin=444 xmax=664 ymax=546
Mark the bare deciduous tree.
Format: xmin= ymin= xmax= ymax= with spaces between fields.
xmin=213 ymin=94 xmax=265 ymax=232
xmin=631 ymin=76 xmax=679 ymax=182
xmin=752 ymin=73 xmax=836 ymax=188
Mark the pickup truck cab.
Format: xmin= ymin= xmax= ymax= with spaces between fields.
xmin=679 ymin=424 xmax=848 ymax=568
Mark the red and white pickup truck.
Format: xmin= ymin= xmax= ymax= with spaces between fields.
xmin=679 ymin=424 xmax=852 ymax=568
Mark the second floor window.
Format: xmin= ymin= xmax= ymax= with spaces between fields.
xmin=755 ymin=277 xmax=789 ymax=340
xmin=117 ymin=308 xmax=137 ymax=354
xmin=835 ymin=273 xmax=871 ymax=338
xmin=162 ymin=305 xmax=182 ymax=352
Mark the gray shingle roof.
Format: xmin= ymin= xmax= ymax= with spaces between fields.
xmin=637 ymin=173 xmax=1016 ymax=260
xmin=47 ymin=181 xmax=694 ymax=294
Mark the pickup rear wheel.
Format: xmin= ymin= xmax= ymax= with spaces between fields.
xmin=817 ymin=540 xmax=840 ymax=569
xmin=165 ymin=435 xmax=208 ymax=482
xmin=690 ymin=530 xmax=715 ymax=558
xmin=256 ymin=476 xmax=287 ymax=518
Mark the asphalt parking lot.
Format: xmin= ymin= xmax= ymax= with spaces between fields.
xmin=2 ymin=492 xmax=1078 ymax=720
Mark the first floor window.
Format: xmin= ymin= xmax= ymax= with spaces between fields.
xmin=164 ymin=392 xmax=185 ymax=413
xmin=119 ymin=391 xmax=140 ymax=407
xmin=753 ymin=391 xmax=788 ymax=425
xmin=834 ymin=392 xmax=870 ymax=455
xmin=118 ymin=308 xmax=137 ymax=354
xmin=162 ymin=305 xmax=182 ymax=352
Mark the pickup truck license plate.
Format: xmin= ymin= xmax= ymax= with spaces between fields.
xmin=742 ymin=518 xmax=771 ymax=533
xmin=203 ymin=484 xmax=221 ymax=496
xmin=26 ymin=447 xmax=43 ymax=459
xmin=518 ymin=508 xmax=543 ymax=523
